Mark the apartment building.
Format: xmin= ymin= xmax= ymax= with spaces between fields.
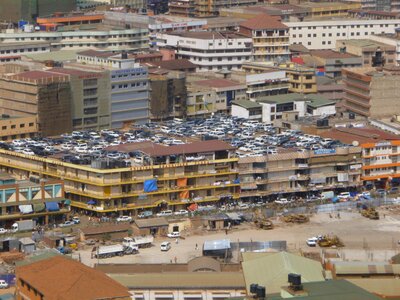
xmin=0 ymin=173 xmax=67 ymax=226
xmin=370 ymin=28 xmax=400 ymax=65
xmin=0 ymin=116 xmax=38 ymax=142
xmin=239 ymin=14 xmax=290 ymax=63
xmin=169 ymin=0 xmax=196 ymax=17
xmin=336 ymin=39 xmax=396 ymax=67
xmin=241 ymin=62 xmax=317 ymax=94
xmin=286 ymin=19 xmax=400 ymax=50
xmin=194 ymin=0 xmax=257 ymax=17
xmin=0 ymin=42 xmax=50 ymax=59
xmin=342 ymin=66 xmax=400 ymax=118
xmin=0 ymin=26 xmax=149 ymax=53
xmin=239 ymin=146 xmax=362 ymax=200
xmin=50 ymin=68 xmax=111 ymax=131
xmin=361 ymin=140 xmax=400 ymax=188
xmin=156 ymin=31 xmax=252 ymax=71
xmin=0 ymin=140 xmax=239 ymax=215
xmin=76 ymin=50 xmax=150 ymax=127
xmin=0 ymin=70 xmax=72 ymax=137
xmin=231 ymin=68 xmax=290 ymax=101
xmin=187 ymin=78 xmax=247 ymax=117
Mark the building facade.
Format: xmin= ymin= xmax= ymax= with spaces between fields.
xmin=76 ymin=51 xmax=150 ymax=127
xmin=0 ymin=116 xmax=38 ymax=142
xmin=194 ymin=0 xmax=257 ymax=17
xmin=286 ymin=19 xmax=400 ymax=50
xmin=239 ymin=14 xmax=290 ymax=63
xmin=156 ymin=31 xmax=252 ymax=71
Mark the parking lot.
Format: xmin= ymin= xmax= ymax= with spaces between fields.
xmin=0 ymin=115 xmax=348 ymax=168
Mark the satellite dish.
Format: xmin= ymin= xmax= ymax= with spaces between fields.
xmin=352 ymin=140 xmax=359 ymax=146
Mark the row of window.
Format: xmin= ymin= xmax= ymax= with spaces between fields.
xmin=12 ymin=33 xmax=146 ymax=41
xmin=111 ymin=82 xmax=147 ymax=89
xmin=60 ymin=41 xmax=145 ymax=48
xmin=1 ymin=122 xmax=34 ymax=130
xmin=111 ymin=73 xmax=147 ymax=79
xmin=291 ymin=23 xmax=397 ymax=30
xmin=0 ymin=47 xmax=47 ymax=54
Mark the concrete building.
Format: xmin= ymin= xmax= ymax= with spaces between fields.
xmin=0 ymin=70 xmax=72 ymax=137
xmin=336 ymin=39 xmax=396 ymax=67
xmin=302 ymin=50 xmax=363 ymax=78
xmin=0 ymin=0 xmax=76 ymax=23
xmin=90 ymin=0 xmax=147 ymax=9
xmin=342 ymin=66 xmax=400 ymax=118
xmin=286 ymin=19 xmax=400 ymax=50
xmin=0 ymin=140 xmax=239 ymax=215
xmin=0 ymin=42 xmax=50 ymax=60
xmin=239 ymin=14 xmax=290 ymax=63
xmin=169 ymin=0 xmax=196 ymax=17
xmin=15 ymin=256 xmax=131 ymax=300
xmin=0 ymin=173 xmax=67 ymax=227
xmin=187 ymin=78 xmax=247 ymax=117
xmin=50 ymin=68 xmax=111 ymax=131
xmin=370 ymin=28 xmax=400 ymax=65
xmin=0 ymin=26 xmax=149 ymax=53
xmin=149 ymin=69 xmax=187 ymax=120
xmin=194 ymin=0 xmax=257 ymax=17
xmin=156 ymin=31 xmax=252 ymax=71
xmin=239 ymin=146 xmax=362 ymax=200
xmin=231 ymin=100 xmax=262 ymax=121
xmin=0 ymin=115 xmax=38 ymax=142
xmin=76 ymin=50 xmax=150 ymax=127
xmin=241 ymin=62 xmax=317 ymax=94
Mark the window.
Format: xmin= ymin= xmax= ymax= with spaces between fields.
xmin=84 ymin=107 xmax=98 ymax=115
xmin=1 ymin=126 xmax=6 ymax=130
xmin=83 ymin=88 xmax=97 ymax=96
xmin=11 ymin=125 xmax=16 ymax=129
xmin=29 ymin=123 xmax=34 ymax=127
xmin=83 ymin=78 xmax=97 ymax=86
xmin=83 ymin=98 xmax=98 ymax=107
xmin=20 ymin=124 xmax=25 ymax=128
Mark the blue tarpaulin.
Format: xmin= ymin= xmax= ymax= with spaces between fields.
xmin=45 ymin=202 xmax=60 ymax=212
xmin=87 ymin=200 xmax=96 ymax=205
xmin=144 ymin=179 xmax=158 ymax=193
xmin=233 ymin=178 xmax=240 ymax=184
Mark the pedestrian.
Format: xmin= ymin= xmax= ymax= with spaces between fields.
xmin=195 ymin=243 xmax=198 ymax=250
xmin=170 ymin=259 xmax=173 ymax=264
xmin=225 ymin=229 xmax=228 ymax=235
xmin=174 ymin=256 xmax=177 ymax=263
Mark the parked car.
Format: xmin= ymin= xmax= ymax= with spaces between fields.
xmin=0 ymin=228 xmax=7 ymax=234
xmin=389 ymin=187 xmax=399 ymax=194
xmin=156 ymin=210 xmax=173 ymax=217
xmin=174 ymin=209 xmax=188 ymax=216
xmin=0 ymin=280 xmax=8 ymax=289
xmin=160 ymin=241 xmax=171 ymax=251
xmin=138 ymin=211 xmax=153 ymax=218
xmin=274 ymin=198 xmax=291 ymax=205
xmin=237 ymin=203 xmax=250 ymax=210
xmin=116 ymin=216 xmax=132 ymax=222
xmin=167 ymin=231 xmax=180 ymax=238
xmin=306 ymin=238 xmax=318 ymax=247
xmin=376 ymin=189 xmax=387 ymax=196
xmin=337 ymin=192 xmax=351 ymax=200
xmin=59 ymin=221 xmax=74 ymax=227
xmin=71 ymin=216 xmax=80 ymax=224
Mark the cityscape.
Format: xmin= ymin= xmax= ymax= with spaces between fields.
xmin=0 ymin=0 xmax=399 ymax=299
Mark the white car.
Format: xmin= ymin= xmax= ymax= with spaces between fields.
xmin=306 ymin=238 xmax=318 ymax=247
xmin=59 ymin=221 xmax=74 ymax=227
xmin=274 ymin=198 xmax=291 ymax=205
xmin=0 ymin=280 xmax=8 ymax=289
xmin=167 ymin=231 xmax=180 ymax=238
xmin=22 ymin=149 xmax=35 ymax=156
xmin=157 ymin=210 xmax=173 ymax=217
xmin=117 ymin=216 xmax=132 ymax=222
xmin=0 ymin=228 xmax=7 ymax=234
xmin=237 ymin=203 xmax=249 ymax=210
xmin=337 ymin=192 xmax=351 ymax=200
xmin=160 ymin=241 xmax=171 ymax=251
xmin=174 ymin=209 xmax=188 ymax=216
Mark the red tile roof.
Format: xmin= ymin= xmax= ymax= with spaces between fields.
xmin=240 ymin=14 xmax=287 ymax=30
xmin=16 ymin=256 xmax=130 ymax=300
xmin=50 ymin=67 xmax=99 ymax=77
xmin=320 ymin=127 xmax=399 ymax=144
xmin=146 ymin=59 xmax=197 ymax=71
xmin=193 ymin=79 xmax=244 ymax=89
xmin=8 ymin=70 xmax=69 ymax=82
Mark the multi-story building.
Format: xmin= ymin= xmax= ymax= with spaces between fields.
xmin=239 ymin=146 xmax=362 ymax=200
xmin=231 ymin=68 xmax=290 ymax=101
xmin=90 ymin=0 xmax=147 ymax=9
xmin=194 ymin=0 xmax=257 ymax=17
xmin=149 ymin=69 xmax=187 ymax=120
xmin=241 ymin=62 xmax=317 ymax=94
xmin=75 ymin=50 xmax=150 ymax=127
xmin=0 ymin=42 xmax=50 ymax=60
xmin=0 ymin=26 xmax=149 ymax=53
xmin=187 ymin=78 xmax=247 ymax=117
xmin=286 ymin=19 xmax=400 ymax=50
xmin=342 ymin=66 xmax=400 ymax=118
xmin=239 ymin=14 xmax=290 ymax=63
xmin=0 ymin=70 xmax=72 ymax=137
xmin=156 ymin=31 xmax=252 ymax=71
xmin=0 ymin=115 xmax=38 ymax=142
xmin=336 ymin=39 xmax=396 ymax=67
xmin=0 ymin=173 xmax=67 ymax=226
xmin=370 ymin=28 xmax=400 ymax=65
xmin=50 ymin=68 xmax=111 ymax=131
xmin=0 ymin=140 xmax=239 ymax=215
xmin=168 ymin=0 xmax=196 ymax=17
xmin=361 ymin=140 xmax=400 ymax=188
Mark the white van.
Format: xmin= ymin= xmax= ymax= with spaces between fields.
xmin=160 ymin=242 xmax=171 ymax=251
xmin=156 ymin=210 xmax=173 ymax=217
xmin=0 ymin=280 xmax=8 ymax=289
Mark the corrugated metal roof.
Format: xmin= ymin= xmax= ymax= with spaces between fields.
xmin=134 ymin=217 xmax=169 ymax=228
xmin=333 ymin=261 xmax=400 ymax=275
xmin=203 ymin=239 xmax=231 ymax=251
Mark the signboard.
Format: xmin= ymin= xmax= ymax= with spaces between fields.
xmin=314 ymin=149 xmax=336 ymax=155
xmin=350 ymin=164 xmax=362 ymax=170
xmin=376 ymin=141 xmax=391 ymax=147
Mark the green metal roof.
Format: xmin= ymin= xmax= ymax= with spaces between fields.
xmin=232 ymin=100 xmax=262 ymax=109
xmin=241 ymin=252 xmax=325 ymax=294
xmin=256 ymin=93 xmax=335 ymax=107
xmin=24 ymin=50 xmax=80 ymax=62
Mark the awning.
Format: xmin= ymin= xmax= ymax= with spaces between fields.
xmin=33 ymin=203 xmax=46 ymax=212
xmin=19 ymin=205 xmax=33 ymax=214
xmin=45 ymin=202 xmax=60 ymax=212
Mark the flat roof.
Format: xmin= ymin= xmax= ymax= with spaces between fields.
xmin=7 ymin=70 xmax=69 ymax=82
xmin=165 ymin=31 xmax=249 ymax=40
xmin=338 ymin=39 xmax=395 ymax=49
xmin=134 ymin=217 xmax=168 ymax=228
xmin=193 ymin=79 xmax=245 ymax=89
xmin=257 ymin=93 xmax=333 ymax=106
xmin=23 ymin=50 xmax=80 ymax=62
xmin=320 ymin=127 xmax=400 ymax=144
xmin=109 ymin=272 xmax=246 ymax=289
xmin=310 ymin=50 xmax=360 ymax=59
xmin=232 ymin=100 xmax=262 ymax=109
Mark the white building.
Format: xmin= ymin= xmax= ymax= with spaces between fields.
xmin=156 ymin=31 xmax=252 ymax=71
xmin=285 ymin=19 xmax=400 ymax=50
xmin=75 ymin=50 xmax=150 ymax=127
xmin=0 ymin=27 xmax=149 ymax=52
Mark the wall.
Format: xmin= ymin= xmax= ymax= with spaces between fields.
xmin=370 ymin=75 xmax=400 ymax=118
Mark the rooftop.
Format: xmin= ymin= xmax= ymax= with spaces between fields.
xmin=338 ymin=39 xmax=395 ymax=50
xmin=145 ymin=59 xmax=197 ymax=71
xmin=16 ymin=256 xmax=130 ymax=300
xmin=240 ymin=14 xmax=288 ymax=30
xmin=257 ymin=93 xmax=334 ymax=107
xmin=310 ymin=50 xmax=360 ymax=59
xmin=193 ymin=78 xmax=245 ymax=89
xmin=343 ymin=66 xmax=400 ymax=76
xmin=165 ymin=31 xmax=249 ymax=40
xmin=320 ymin=127 xmax=400 ymax=144
xmin=6 ymin=70 xmax=69 ymax=83
xmin=232 ymin=99 xmax=262 ymax=109
xmin=22 ymin=50 xmax=80 ymax=62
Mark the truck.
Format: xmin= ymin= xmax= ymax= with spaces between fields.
xmin=11 ymin=220 xmax=36 ymax=232
xmin=122 ymin=235 xmax=154 ymax=248
xmin=92 ymin=244 xmax=139 ymax=259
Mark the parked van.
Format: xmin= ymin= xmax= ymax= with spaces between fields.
xmin=160 ymin=241 xmax=171 ymax=251
xmin=156 ymin=210 xmax=173 ymax=217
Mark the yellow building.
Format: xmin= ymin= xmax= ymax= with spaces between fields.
xmin=299 ymin=2 xmax=361 ymax=19
xmin=0 ymin=140 xmax=239 ymax=215
xmin=0 ymin=115 xmax=38 ymax=141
